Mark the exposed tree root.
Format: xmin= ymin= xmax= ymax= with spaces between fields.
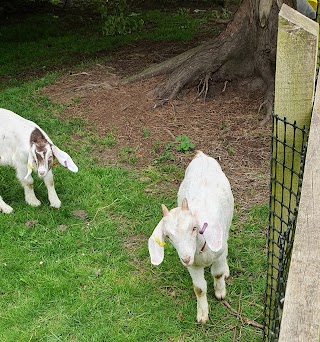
xmin=258 ymin=84 xmax=274 ymax=125
xmin=124 ymin=0 xmax=259 ymax=105
xmin=222 ymin=80 xmax=228 ymax=92
xmin=123 ymin=44 xmax=204 ymax=84
xmin=196 ymin=73 xmax=211 ymax=102
xmin=122 ymin=0 xmax=284 ymax=121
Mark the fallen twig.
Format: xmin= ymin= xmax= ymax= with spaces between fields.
xmin=91 ymin=199 xmax=119 ymax=222
xmin=238 ymin=291 xmax=244 ymax=325
xmin=222 ymin=300 xmax=264 ymax=330
xmin=232 ymin=326 xmax=237 ymax=342
xmin=70 ymin=72 xmax=90 ymax=76
xmin=164 ymin=128 xmax=176 ymax=140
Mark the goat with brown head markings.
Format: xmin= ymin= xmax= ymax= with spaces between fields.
xmin=0 ymin=108 xmax=78 ymax=213
xmin=28 ymin=128 xmax=54 ymax=178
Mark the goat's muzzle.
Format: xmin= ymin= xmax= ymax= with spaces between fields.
xmin=181 ymin=256 xmax=193 ymax=266
xmin=37 ymin=168 xmax=47 ymax=178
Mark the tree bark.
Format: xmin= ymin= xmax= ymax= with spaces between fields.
xmin=127 ymin=0 xmax=294 ymax=116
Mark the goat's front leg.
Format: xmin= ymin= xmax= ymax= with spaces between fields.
xmin=187 ymin=265 xmax=209 ymax=324
xmin=17 ymin=167 xmax=41 ymax=207
xmin=0 ymin=196 xmax=13 ymax=213
xmin=43 ymin=170 xmax=61 ymax=208
xmin=210 ymin=247 xmax=229 ymax=300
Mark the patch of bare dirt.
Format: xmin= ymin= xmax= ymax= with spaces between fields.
xmin=43 ymin=48 xmax=271 ymax=211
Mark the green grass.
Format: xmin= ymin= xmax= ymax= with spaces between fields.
xmin=0 ymin=5 xmax=232 ymax=84
xmin=0 ymin=8 xmax=210 ymax=83
xmin=0 ymin=9 xmax=267 ymax=341
xmin=0 ymin=80 xmax=267 ymax=341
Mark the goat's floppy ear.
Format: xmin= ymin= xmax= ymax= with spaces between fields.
xmin=148 ymin=220 xmax=165 ymax=265
xmin=51 ymin=145 xmax=78 ymax=172
xmin=204 ymin=222 xmax=223 ymax=252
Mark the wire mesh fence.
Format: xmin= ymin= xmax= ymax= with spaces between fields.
xmin=263 ymin=114 xmax=309 ymax=341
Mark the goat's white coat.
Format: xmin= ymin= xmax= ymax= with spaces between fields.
xmin=0 ymin=108 xmax=78 ymax=213
xmin=148 ymin=151 xmax=234 ymax=323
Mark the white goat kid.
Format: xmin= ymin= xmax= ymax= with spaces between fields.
xmin=148 ymin=151 xmax=234 ymax=324
xmin=0 ymin=108 xmax=78 ymax=213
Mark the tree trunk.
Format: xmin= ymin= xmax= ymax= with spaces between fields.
xmin=126 ymin=0 xmax=294 ymax=118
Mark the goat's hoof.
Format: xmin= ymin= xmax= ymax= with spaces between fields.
xmin=215 ymin=287 xmax=226 ymax=300
xmin=27 ymin=199 xmax=41 ymax=207
xmin=197 ymin=314 xmax=209 ymax=324
xmin=1 ymin=205 xmax=14 ymax=214
xmin=197 ymin=310 xmax=209 ymax=324
xmin=50 ymin=200 xmax=61 ymax=209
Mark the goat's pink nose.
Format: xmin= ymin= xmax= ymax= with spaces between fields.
xmin=182 ymin=256 xmax=191 ymax=265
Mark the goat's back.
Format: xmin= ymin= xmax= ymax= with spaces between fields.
xmin=178 ymin=151 xmax=234 ymax=233
xmin=0 ymin=108 xmax=38 ymax=135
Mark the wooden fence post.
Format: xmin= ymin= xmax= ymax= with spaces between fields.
xmin=278 ymin=58 xmax=320 ymax=342
xmin=265 ymin=4 xmax=319 ymax=339
xmin=275 ymin=5 xmax=318 ymax=124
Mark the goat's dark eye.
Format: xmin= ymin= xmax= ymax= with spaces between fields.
xmin=193 ymin=226 xmax=197 ymax=232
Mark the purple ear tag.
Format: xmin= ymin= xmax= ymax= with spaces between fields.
xmin=199 ymin=223 xmax=208 ymax=235
xmin=64 ymin=161 xmax=68 ymax=168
